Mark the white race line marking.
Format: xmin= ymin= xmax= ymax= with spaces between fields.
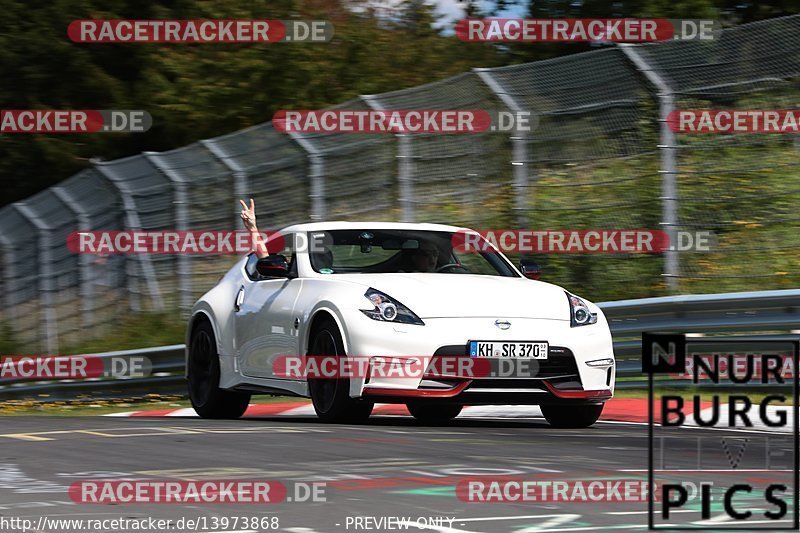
xmin=165 ymin=408 xmax=198 ymax=417
xmin=696 ymin=513 xmax=740 ymax=525
xmin=281 ymin=404 xmax=318 ymax=416
xmin=459 ymin=405 xmax=543 ymax=418
xmin=515 ymin=514 xmax=580 ymax=532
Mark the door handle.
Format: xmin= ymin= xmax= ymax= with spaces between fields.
xmin=234 ymin=286 xmax=245 ymax=311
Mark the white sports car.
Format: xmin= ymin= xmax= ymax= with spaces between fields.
xmin=186 ymin=222 xmax=615 ymax=427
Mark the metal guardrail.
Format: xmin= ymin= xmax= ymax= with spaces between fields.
xmin=0 ymin=345 xmax=186 ymax=400
xmin=1 ymin=290 xmax=798 ymax=401
xmin=603 ymin=289 xmax=800 ymax=336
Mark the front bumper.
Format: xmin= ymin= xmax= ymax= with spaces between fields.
xmin=341 ymin=312 xmax=615 ymax=403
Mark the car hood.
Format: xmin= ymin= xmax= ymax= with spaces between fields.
xmin=334 ymin=273 xmax=571 ymax=320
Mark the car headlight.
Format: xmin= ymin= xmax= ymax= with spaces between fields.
xmin=361 ymin=288 xmax=424 ymax=326
xmin=566 ymin=292 xmax=597 ymax=327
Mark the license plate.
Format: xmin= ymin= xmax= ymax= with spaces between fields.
xmin=469 ymin=341 xmax=549 ymax=359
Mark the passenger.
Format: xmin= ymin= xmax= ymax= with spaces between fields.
xmin=239 ymin=198 xmax=269 ymax=259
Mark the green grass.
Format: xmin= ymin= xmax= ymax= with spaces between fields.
xmin=0 ymin=395 xmax=187 ymax=416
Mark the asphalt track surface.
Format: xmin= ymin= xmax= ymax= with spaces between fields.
xmin=0 ymin=413 xmax=796 ymax=533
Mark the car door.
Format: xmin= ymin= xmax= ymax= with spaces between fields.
xmin=234 ymin=234 xmax=303 ymax=379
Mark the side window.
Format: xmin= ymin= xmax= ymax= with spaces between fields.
xmin=244 ymin=253 xmax=260 ymax=280
xmin=281 ymin=233 xmax=297 ymax=276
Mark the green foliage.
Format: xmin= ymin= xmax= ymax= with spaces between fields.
xmin=0 ymin=322 xmax=20 ymax=353
xmin=493 ymin=0 xmax=794 ymax=64
xmin=1 ymin=0 xmax=792 ymax=203
xmin=58 ymin=311 xmax=186 ymax=354
xmin=0 ymin=0 xmax=502 ymax=204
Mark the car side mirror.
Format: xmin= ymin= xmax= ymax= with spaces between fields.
xmin=520 ymin=261 xmax=541 ymax=280
xmin=256 ymin=254 xmax=294 ymax=278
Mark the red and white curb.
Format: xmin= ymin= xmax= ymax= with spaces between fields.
xmin=105 ymin=398 xmax=653 ymax=422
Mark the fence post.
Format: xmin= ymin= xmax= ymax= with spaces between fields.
xmin=144 ymin=153 xmax=192 ymax=312
xmin=0 ymin=232 xmax=20 ymax=347
xmin=232 ymin=171 xmax=248 ymax=221
xmin=200 ymin=140 xmax=250 ymax=230
xmin=362 ymin=94 xmax=415 ymax=222
xmin=13 ymin=203 xmax=59 ymax=354
xmin=52 ymin=187 xmax=93 ymax=328
xmin=287 ymin=132 xmax=326 ymax=221
xmin=396 ymin=134 xmax=414 ymax=223
xmin=619 ymin=44 xmax=679 ymax=293
xmin=92 ymin=159 xmax=164 ymax=311
xmin=474 ymin=68 xmax=530 ymax=229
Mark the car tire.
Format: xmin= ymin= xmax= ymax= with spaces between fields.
xmin=188 ymin=320 xmax=251 ymax=419
xmin=541 ymin=403 xmax=604 ymax=428
xmin=407 ymin=402 xmax=463 ymax=424
xmin=308 ymin=318 xmax=373 ymax=423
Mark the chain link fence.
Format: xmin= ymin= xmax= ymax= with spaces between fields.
xmin=1 ymin=16 xmax=798 ymax=352
xmin=635 ymin=16 xmax=800 ymax=294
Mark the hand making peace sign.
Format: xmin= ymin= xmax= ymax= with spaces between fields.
xmin=239 ymin=198 xmax=257 ymax=232
xmin=239 ymin=198 xmax=269 ymax=258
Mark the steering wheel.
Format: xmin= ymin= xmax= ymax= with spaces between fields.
xmin=435 ymin=263 xmax=468 ymax=273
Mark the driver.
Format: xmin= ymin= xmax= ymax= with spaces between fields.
xmin=406 ymin=241 xmax=439 ymax=272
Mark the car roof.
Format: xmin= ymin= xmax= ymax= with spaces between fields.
xmin=278 ymin=221 xmax=474 ymax=233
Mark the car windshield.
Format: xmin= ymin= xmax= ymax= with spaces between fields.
xmin=306 ymin=229 xmax=518 ymax=277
